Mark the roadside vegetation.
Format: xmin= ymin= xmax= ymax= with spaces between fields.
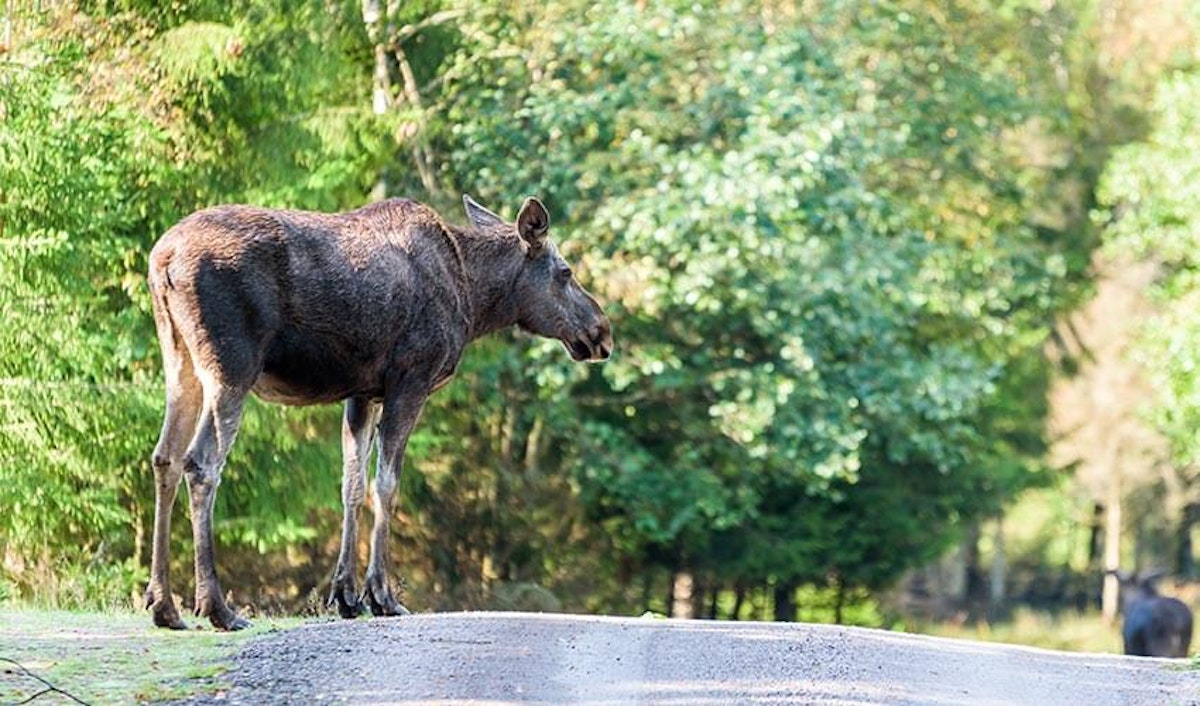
xmin=0 ymin=609 xmax=306 ymax=704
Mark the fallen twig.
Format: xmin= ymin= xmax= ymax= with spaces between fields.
xmin=0 ymin=657 xmax=90 ymax=706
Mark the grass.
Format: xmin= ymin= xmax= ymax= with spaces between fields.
xmin=915 ymin=607 xmax=1126 ymax=654
xmin=0 ymin=607 xmax=309 ymax=704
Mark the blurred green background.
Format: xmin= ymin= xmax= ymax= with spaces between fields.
xmin=3 ymin=0 xmax=1200 ymax=651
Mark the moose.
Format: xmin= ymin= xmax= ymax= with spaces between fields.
xmin=144 ymin=194 xmax=612 ymax=630
xmin=1109 ymin=569 xmax=1194 ymax=658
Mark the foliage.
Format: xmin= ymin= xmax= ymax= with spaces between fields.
xmin=1 ymin=0 xmax=1184 ymax=621
xmin=1101 ymin=63 xmax=1200 ymax=467
xmin=1098 ymin=33 xmax=1200 ymax=570
xmin=0 ymin=1 xmax=387 ymax=601
xmin=430 ymin=0 xmax=1072 ymax=604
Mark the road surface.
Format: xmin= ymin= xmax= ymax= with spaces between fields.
xmin=196 ymin=611 xmax=1200 ymax=705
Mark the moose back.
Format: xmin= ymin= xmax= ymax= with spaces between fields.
xmin=144 ymin=195 xmax=612 ymax=630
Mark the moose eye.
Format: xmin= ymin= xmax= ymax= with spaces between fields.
xmin=555 ymin=266 xmax=573 ymax=282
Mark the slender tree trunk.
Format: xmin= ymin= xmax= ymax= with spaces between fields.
xmin=689 ymin=573 xmax=704 ymax=618
xmin=989 ymin=514 xmax=1007 ymax=611
xmin=964 ymin=523 xmax=984 ymax=603
xmin=943 ymin=536 xmax=968 ymax=609
xmin=834 ymin=574 xmax=846 ymax=625
xmin=1088 ymin=502 xmax=1104 ymax=567
xmin=772 ymin=580 xmax=796 ymax=622
xmin=731 ymin=582 xmax=745 ymax=621
xmin=362 ymin=3 xmax=453 ymax=198
xmin=708 ymin=584 xmax=719 ymax=620
xmin=1102 ymin=465 xmax=1123 ymax=623
xmin=671 ymin=569 xmax=695 ymax=619
xmin=362 ymin=0 xmax=391 ymax=200
xmin=523 ymin=414 xmax=543 ymax=475
xmin=664 ymin=572 xmax=674 ymax=617
xmin=1179 ymin=502 xmax=1200 ymax=579
xmin=392 ymin=42 xmax=439 ymax=196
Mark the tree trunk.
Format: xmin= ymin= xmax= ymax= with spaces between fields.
xmin=671 ymin=569 xmax=695 ymax=619
xmin=708 ymin=583 xmax=719 ymax=620
xmin=1102 ymin=465 xmax=1123 ymax=623
xmin=689 ymin=573 xmax=706 ymax=619
xmin=1179 ymin=502 xmax=1200 ymax=579
xmin=964 ymin=523 xmax=984 ymax=603
xmin=391 ymin=41 xmax=439 ymax=195
xmin=989 ymin=514 xmax=1007 ymax=610
xmin=362 ymin=0 xmax=391 ymax=200
xmin=834 ymin=574 xmax=846 ymax=625
xmin=731 ymin=583 xmax=745 ymax=621
xmin=943 ymin=536 xmax=968 ymax=608
xmin=772 ymin=580 xmax=796 ymax=622
xmin=1088 ymin=501 xmax=1104 ymax=567
xmin=641 ymin=570 xmax=654 ymax=615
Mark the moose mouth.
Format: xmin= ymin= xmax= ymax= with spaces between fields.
xmin=563 ymin=330 xmax=612 ymax=362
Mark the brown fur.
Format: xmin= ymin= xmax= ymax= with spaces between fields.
xmin=144 ymin=195 xmax=611 ymax=630
xmin=1111 ymin=570 xmax=1194 ymax=658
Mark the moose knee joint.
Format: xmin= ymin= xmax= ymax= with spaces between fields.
xmin=152 ymin=451 xmax=172 ymax=471
xmin=182 ymin=456 xmax=219 ymax=489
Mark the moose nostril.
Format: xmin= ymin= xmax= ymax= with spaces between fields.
xmin=589 ymin=322 xmax=610 ymax=345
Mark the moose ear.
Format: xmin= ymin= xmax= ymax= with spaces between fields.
xmin=463 ymin=194 xmax=506 ymax=231
xmin=516 ymin=197 xmax=550 ymax=249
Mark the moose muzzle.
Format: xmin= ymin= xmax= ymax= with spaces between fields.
xmin=566 ymin=320 xmax=613 ymax=362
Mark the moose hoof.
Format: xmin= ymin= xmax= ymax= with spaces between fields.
xmin=365 ymin=591 xmax=411 ymax=617
xmin=146 ymin=589 xmax=188 ymax=630
xmin=197 ymin=597 xmax=251 ymax=631
xmin=209 ymin=608 xmax=251 ymax=632
xmin=328 ymin=582 xmax=365 ymax=619
xmin=151 ymin=605 xmax=189 ymax=631
xmin=362 ymin=576 xmax=410 ymax=617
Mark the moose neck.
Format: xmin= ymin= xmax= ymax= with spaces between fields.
xmin=451 ymin=225 xmax=525 ymax=341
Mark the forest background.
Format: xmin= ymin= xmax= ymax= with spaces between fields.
xmin=4 ymin=0 xmax=1200 ymax=646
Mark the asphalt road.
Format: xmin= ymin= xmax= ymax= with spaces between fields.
xmin=197 ymin=612 xmax=1200 ymax=705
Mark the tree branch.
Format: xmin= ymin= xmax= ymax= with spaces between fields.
xmin=391 ymin=9 xmax=465 ymax=45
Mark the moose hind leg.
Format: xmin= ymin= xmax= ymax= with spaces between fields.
xmin=362 ymin=455 xmax=411 ymax=617
xmin=183 ymin=381 xmax=250 ymax=631
xmin=329 ymin=396 xmax=381 ymax=618
xmin=363 ymin=387 xmax=428 ymax=617
xmin=146 ymin=305 xmax=203 ymax=630
xmin=146 ymin=379 xmax=203 ymax=629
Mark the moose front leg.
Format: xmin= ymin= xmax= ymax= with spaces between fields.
xmin=329 ymin=396 xmax=381 ymax=618
xmin=362 ymin=383 xmax=429 ymax=616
